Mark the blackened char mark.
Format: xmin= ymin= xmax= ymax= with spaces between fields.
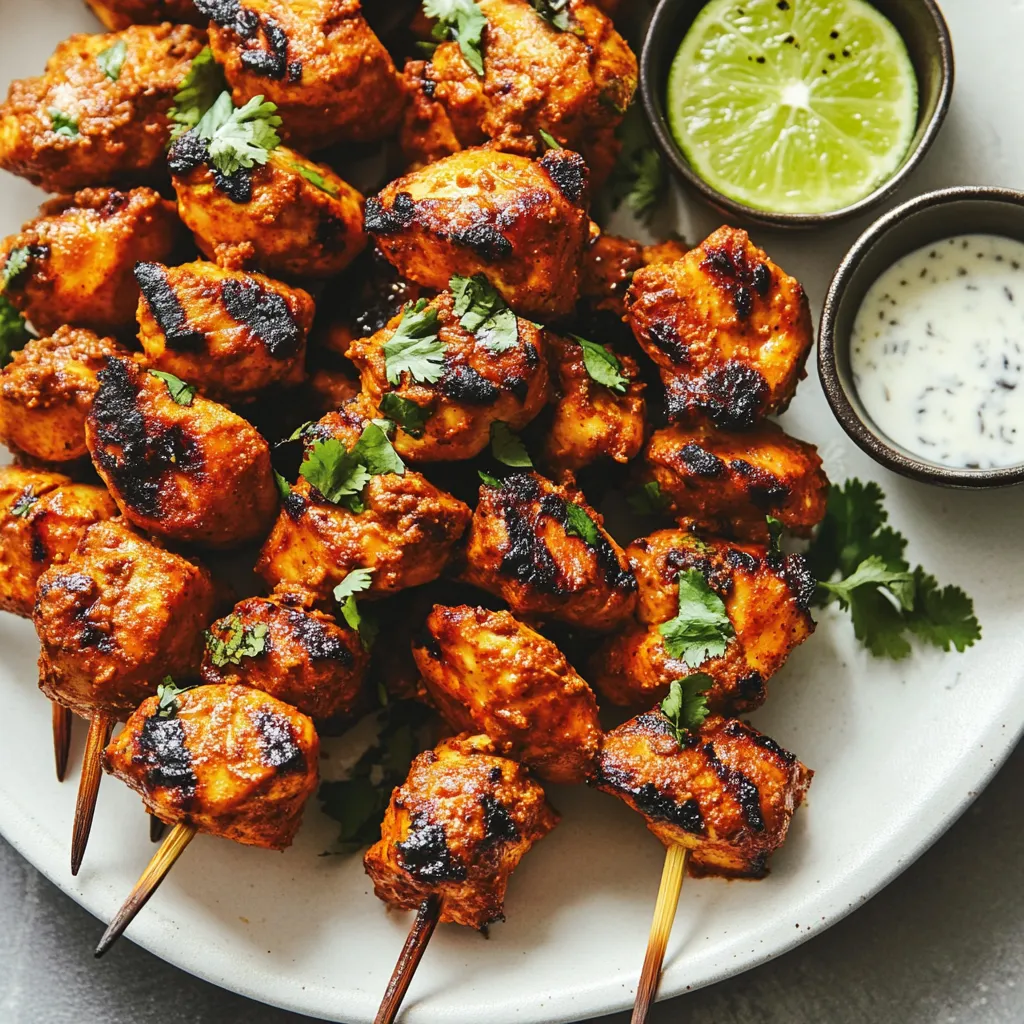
xmin=481 ymin=794 xmax=519 ymax=842
xmin=723 ymin=719 xmax=797 ymax=765
xmin=167 ymin=131 xmax=209 ymax=176
xmin=239 ymin=14 xmax=293 ymax=79
xmin=287 ymin=609 xmax=352 ymax=664
xmin=648 ymin=320 xmax=688 ymax=364
xmin=699 ymin=361 xmax=769 ymax=429
xmin=194 ymin=0 xmax=240 ymax=27
xmin=253 ymin=708 xmax=304 ymax=772
xmin=396 ymin=814 xmax=467 ymax=882
xmin=134 ymin=263 xmax=205 ymax=350
xmin=439 ymin=364 xmax=499 ymax=405
xmin=729 ymin=458 xmax=790 ymax=508
xmin=725 ymin=548 xmax=759 ymax=573
xmin=364 ymin=193 xmax=416 ymax=235
xmin=139 ymin=715 xmax=197 ymax=796
xmin=737 ymin=671 xmax=766 ymax=705
xmin=782 ymin=552 xmax=816 ymax=611
xmin=498 ymin=474 xmax=562 ymax=593
xmin=283 ymin=489 xmax=307 ymax=522
xmin=452 ymin=223 xmax=513 ymax=261
xmin=221 ymin=278 xmax=302 ymax=358
xmin=679 ymin=442 xmax=725 ymax=478
xmin=213 ymin=167 xmax=253 ymax=204
xmin=539 ymin=149 xmax=588 ymax=205
xmin=703 ymin=742 xmax=765 ymax=832
xmin=702 ymin=239 xmax=771 ymax=319
xmin=597 ymin=762 xmax=705 ymax=835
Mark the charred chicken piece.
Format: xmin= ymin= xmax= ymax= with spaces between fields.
xmin=365 ymin=147 xmax=590 ymax=320
xmin=0 ymin=187 xmax=183 ymax=337
xmin=256 ymin=405 xmax=471 ymax=599
xmin=103 ymin=682 xmax=319 ymax=849
xmin=643 ymin=420 xmax=829 ymax=541
xmin=200 ymin=582 xmax=369 ymax=722
xmin=199 ymin=0 xmax=404 ymax=151
xmin=625 ymin=227 xmax=813 ymax=429
xmin=169 ymin=142 xmax=366 ymax=279
xmin=0 ymin=466 xmax=117 ymax=618
xmin=596 ymin=711 xmax=812 ymax=878
xmin=412 ymin=604 xmax=602 ymax=784
xmin=304 ymin=367 xmax=359 ymax=416
xmin=85 ymin=356 xmax=279 ymax=548
xmin=134 ymin=260 xmax=313 ymax=402
xmin=0 ymin=327 xmax=128 ymax=463
xmin=0 ymin=24 xmax=205 ymax=193
xmin=462 ymin=472 xmax=637 ymax=631
xmin=542 ymin=332 xmax=645 ymax=474
xmin=84 ymin=0 xmax=208 ymax=29
xmin=364 ymin=733 xmax=558 ymax=929
xmin=589 ymin=529 xmax=815 ymax=712
xmin=34 ymin=518 xmax=217 ymax=718
xmin=346 ymin=290 xmax=549 ymax=462
xmin=400 ymin=0 xmax=636 ymax=184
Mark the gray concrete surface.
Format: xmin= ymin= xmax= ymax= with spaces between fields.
xmin=0 ymin=740 xmax=1019 ymax=1024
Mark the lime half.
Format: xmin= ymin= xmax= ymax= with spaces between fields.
xmin=667 ymin=0 xmax=918 ymax=215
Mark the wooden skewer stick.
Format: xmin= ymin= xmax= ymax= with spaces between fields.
xmin=374 ymin=894 xmax=443 ymax=1024
xmin=149 ymin=812 xmax=166 ymax=843
xmin=94 ymin=822 xmax=197 ymax=958
xmin=631 ymin=844 xmax=689 ymax=1024
xmin=52 ymin=702 xmax=72 ymax=783
xmin=70 ymin=712 xmax=114 ymax=876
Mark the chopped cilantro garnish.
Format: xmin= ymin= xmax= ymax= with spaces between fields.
xmin=572 ymin=334 xmax=628 ymax=393
xmin=334 ymin=568 xmax=376 ymax=650
xmin=155 ymin=676 xmax=195 ymax=718
xmin=628 ymin=479 xmax=671 ymax=517
xmin=169 ymin=47 xmax=227 ymax=140
xmin=658 ymin=569 xmax=734 ymax=667
xmin=2 ymin=247 xmax=31 ymax=290
xmin=205 ymin=616 xmax=268 ymax=668
xmin=194 ymin=91 xmax=281 ymax=177
xmin=299 ymin=422 xmax=405 ymax=513
xmin=450 ymin=273 xmax=519 ymax=353
xmin=147 ymin=369 xmax=196 ymax=406
xmin=96 ymin=39 xmax=127 ymax=81
xmin=539 ymin=128 xmax=561 ymax=150
xmin=291 ymin=161 xmax=339 ymax=197
xmin=565 ymin=502 xmax=600 ymax=547
xmin=659 ymin=673 xmax=713 ymax=744
xmin=48 ymin=108 xmax=79 ymax=138
xmin=479 ymin=470 xmax=503 ymax=489
xmin=607 ymin=103 xmax=666 ymax=224
xmin=531 ymin=0 xmax=576 ymax=32
xmin=10 ymin=487 xmax=37 ymax=518
xmin=383 ymin=299 xmax=445 ymax=385
xmin=424 ymin=0 xmax=487 ymax=76
xmin=379 ymin=392 xmax=431 ymax=438
xmin=0 ymin=297 xmax=30 ymax=368
xmin=273 ymin=469 xmax=291 ymax=499
xmin=766 ymin=515 xmax=784 ymax=559
xmin=490 ymin=420 xmax=532 ymax=467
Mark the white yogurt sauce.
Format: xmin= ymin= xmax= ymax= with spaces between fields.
xmin=851 ymin=233 xmax=1024 ymax=469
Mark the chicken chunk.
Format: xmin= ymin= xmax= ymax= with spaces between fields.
xmin=85 ymin=356 xmax=279 ymax=548
xmin=0 ymin=327 xmax=128 ymax=463
xmin=542 ymin=332 xmax=645 ymax=474
xmin=0 ymin=24 xmax=205 ymax=193
xmin=169 ymin=141 xmax=366 ymax=279
xmin=411 ymin=604 xmax=602 ymax=784
xmin=256 ymin=406 xmax=471 ymax=598
xmin=364 ymin=733 xmax=558 ymax=929
xmin=596 ymin=711 xmax=812 ymax=878
xmin=0 ymin=188 xmax=183 ymax=337
xmin=85 ymin=0 xmax=208 ymax=29
xmin=346 ymin=290 xmax=549 ymax=462
xmin=400 ymin=0 xmax=636 ymax=184
xmin=34 ymin=518 xmax=217 ymax=718
xmin=0 ymin=467 xmax=117 ymax=618
xmin=103 ymin=682 xmax=319 ymax=849
xmin=643 ymin=420 xmax=829 ymax=541
xmin=625 ymin=227 xmax=813 ymax=428
xmin=200 ymin=583 xmax=369 ymax=722
xmin=462 ymin=472 xmax=637 ymax=631
xmin=365 ymin=147 xmax=590 ymax=320
xmin=304 ymin=367 xmax=359 ymax=415
xmin=198 ymin=0 xmax=404 ymax=151
xmin=589 ymin=529 xmax=815 ymax=711
xmin=134 ymin=260 xmax=313 ymax=402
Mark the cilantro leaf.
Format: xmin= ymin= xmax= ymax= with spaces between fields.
xmin=660 ymin=673 xmax=713 ymax=744
xmin=572 ymin=334 xmax=628 ymax=393
xmin=607 ymin=103 xmax=665 ymax=224
xmin=379 ymin=392 xmax=431 ymax=438
xmin=273 ymin=469 xmax=291 ymax=499
xmin=48 ymin=108 xmax=79 ymax=138
xmin=169 ymin=46 xmax=226 ymax=140
xmin=300 ymin=437 xmax=371 ymax=508
xmin=565 ymin=502 xmax=600 ymax=547
xmin=205 ymin=616 xmax=268 ymax=668
xmin=352 ymin=421 xmax=406 ymax=476
xmin=155 ymin=676 xmax=195 ymax=718
xmin=539 ymin=128 xmax=561 ymax=150
xmin=628 ymin=479 xmax=671 ymax=517
xmin=147 ymin=368 xmax=196 ymax=406
xmin=2 ymin=247 xmax=31 ymax=290
xmin=806 ymin=478 xmax=898 ymax=583
xmin=96 ymin=38 xmax=127 ymax=81
xmin=479 ymin=470 xmax=502 ymax=489
xmin=195 ymin=91 xmax=281 ymax=176
xmin=905 ymin=568 xmax=981 ymax=653
xmin=766 ymin=515 xmax=784 ymax=559
xmin=450 ymin=273 xmax=519 ymax=353
xmin=10 ymin=487 xmax=38 ymax=518
xmin=0 ymin=297 xmax=30 ymax=368
xmin=531 ymin=0 xmax=576 ymax=32
xmin=490 ymin=420 xmax=532 ymax=467
xmin=819 ymin=555 xmax=915 ymax=612
xmin=424 ymin=0 xmax=487 ymax=76
xmin=291 ymin=160 xmax=339 ymax=197
xmin=383 ymin=299 xmax=445 ymax=385
xmin=658 ymin=569 xmax=734 ymax=667
xmin=334 ymin=568 xmax=376 ymax=650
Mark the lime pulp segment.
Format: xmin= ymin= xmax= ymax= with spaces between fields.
xmin=666 ymin=0 xmax=919 ymax=215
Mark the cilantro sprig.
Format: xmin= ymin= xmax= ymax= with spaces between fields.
xmin=659 ymin=673 xmax=713 ymax=745
xmin=2 ymin=247 xmax=30 ymax=290
xmin=531 ymin=0 xmax=577 ymax=32
xmin=384 ymin=299 xmax=444 ymax=385
xmin=565 ymin=502 xmax=600 ymax=547
xmin=424 ymin=0 xmax=487 ymax=76
xmin=300 ymin=422 xmax=405 ymax=513
xmin=379 ymin=392 xmax=431 ymax=438
xmin=572 ymin=334 xmax=628 ymax=393
xmin=606 ymin=102 xmax=666 ymax=224
xmin=155 ymin=677 xmax=196 ymax=718
xmin=333 ymin=568 xmax=377 ymax=650
xmin=807 ymin=479 xmax=981 ymax=659
xmin=490 ymin=420 xmax=532 ymax=467
xmin=147 ymin=368 xmax=196 ymax=406
xmin=194 ymin=91 xmax=282 ymax=176
xmin=10 ymin=487 xmax=38 ymax=518
xmin=0 ymin=297 xmax=30 ymax=368
xmin=451 ymin=273 xmax=519 ymax=353
xmin=205 ymin=616 xmax=268 ymax=668
xmin=658 ymin=569 xmax=735 ymax=667
xmin=168 ymin=47 xmax=226 ymax=140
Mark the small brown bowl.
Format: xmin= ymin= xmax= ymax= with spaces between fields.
xmin=639 ymin=0 xmax=955 ymax=229
xmin=818 ymin=185 xmax=1024 ymax=488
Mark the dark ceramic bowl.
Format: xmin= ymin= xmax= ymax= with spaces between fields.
xmin=819 ymin=186 xmax=1024 ymax=488
xmin=640 ymin=0 xmax=954 ymax=229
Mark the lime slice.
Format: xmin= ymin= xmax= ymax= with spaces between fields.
xmin=667 ymin=0 xmax=918 ymax=214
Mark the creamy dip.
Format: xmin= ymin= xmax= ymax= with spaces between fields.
xmin=850 ymin=234 xmax=1024 ymax=469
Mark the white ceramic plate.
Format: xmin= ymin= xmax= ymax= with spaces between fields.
xmin=1 ymin=1 xmax=1022 ymax=1021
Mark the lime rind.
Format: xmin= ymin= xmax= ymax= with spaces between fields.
xmin=667 ymin=0 xmax=919 ymax=214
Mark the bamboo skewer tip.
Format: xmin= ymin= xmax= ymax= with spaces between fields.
xmin=631 ymin=844 xmax=689 ymax=1024
xmin=70 ymin=713 xmax=114 ymax=876
xmin=374 ymin=894 xmax=443 ymax=1024
xmin=52 ymin=703 xmax=72 ymax=783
